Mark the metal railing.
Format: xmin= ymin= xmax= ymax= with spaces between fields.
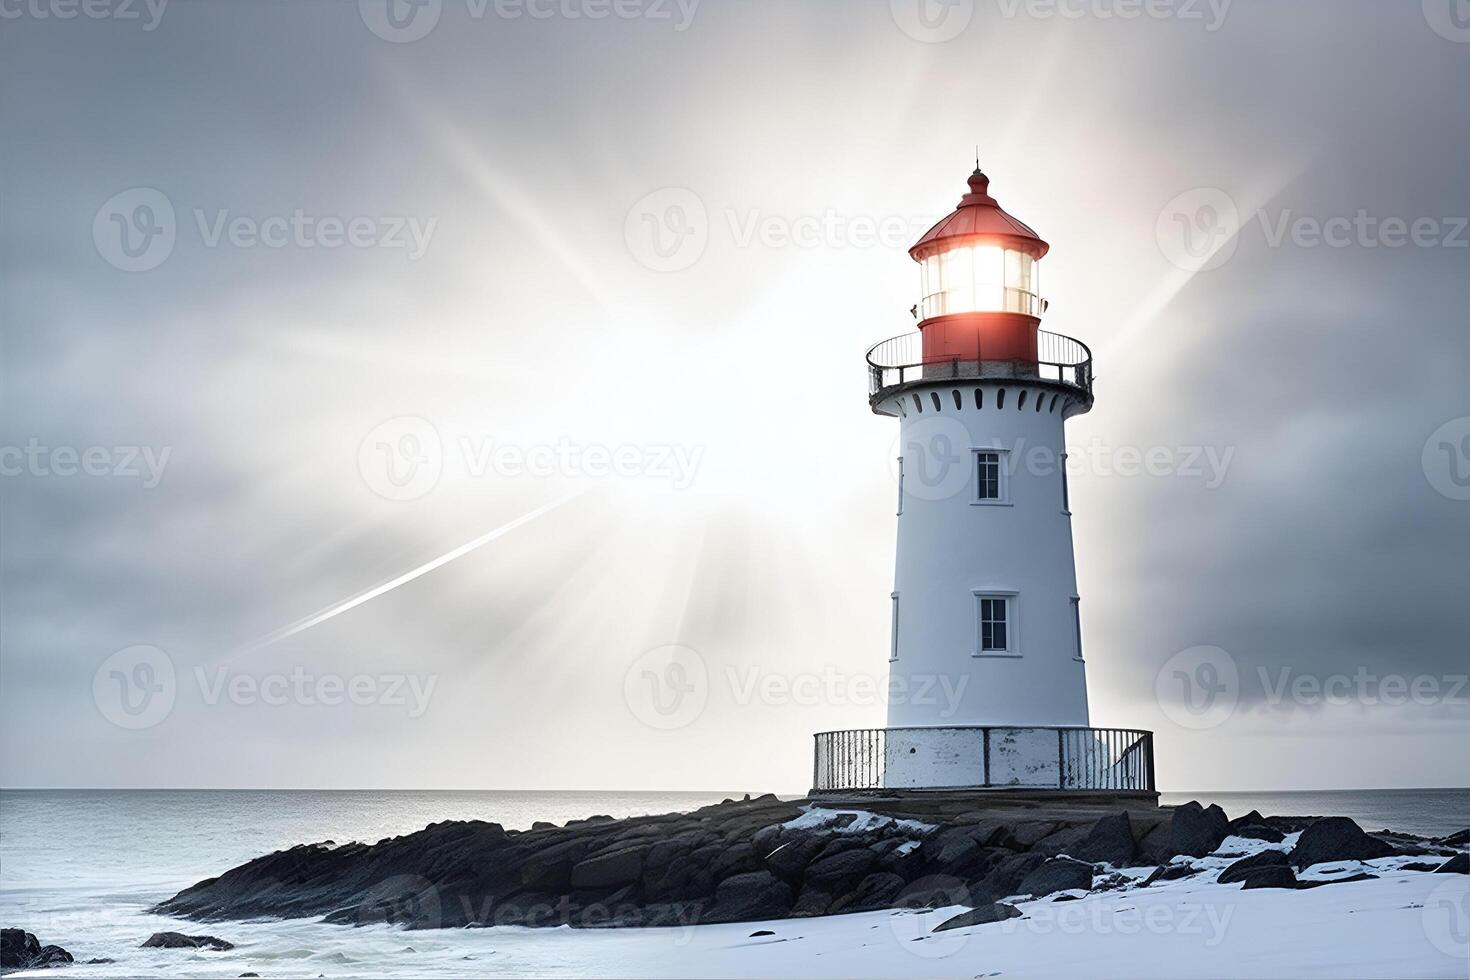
xmin=866 ymin=329 xmax=1093 ymax=402
xmin=812 ymin=726 xmax=1155 ymax=793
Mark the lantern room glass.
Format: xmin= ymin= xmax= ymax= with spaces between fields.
xmin=918 ymin=245 xmax=1041 ymax=319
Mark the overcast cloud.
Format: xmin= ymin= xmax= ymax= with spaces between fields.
xmin=1 ymin=0 xmax=1467 ymax=791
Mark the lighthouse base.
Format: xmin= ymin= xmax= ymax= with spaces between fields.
xmin=811 ymin=726 xmax=1155 ymax=795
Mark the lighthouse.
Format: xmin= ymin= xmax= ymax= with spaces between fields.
xmin=814 ymin=167 xmax=1154 ymax=796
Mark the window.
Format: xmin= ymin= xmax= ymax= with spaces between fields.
xmin=1071 ymin=597 xmax=1084 ymax=661
xmin=896 ymin=456 xmax=904 ymax=515
xmin=974 ymin=449 xmax=1010 ymax=504
xmin=890 ymin=593 xmax=901 ymax=661
xmin=1061 ymin=453 xmax=1071 ymax=514
xmin=973 ymin=593 xmax=1016 ymax=655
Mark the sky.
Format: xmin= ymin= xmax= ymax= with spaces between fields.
xmin=1 ymin=0 xmax=1467 ymax=793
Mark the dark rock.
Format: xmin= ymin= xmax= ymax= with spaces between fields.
xmin=710 ymin=842 xmax=760 ymax=881
xmin=1030 ymin=825 xmax=1090 ymax=858
xmin=878 ymin=842 xmax=924 ymax=881
xmin=1017 ymin=857 xmax=1093 ymax=897
xmin=932 ymin=902 xmax=1022 ymax=932
xmin=2 ymin=930 xmax=74 ymax=970
xmin=895 ymin=874 xmax=972 ymax=910
xmin=1233 ymin=824 xmax=1285 ymax=843
xmin=926 ymin=829 xmax=981 ymax=869
xmin=1239 ymin=865 xmax=1298 ymax=890
xmin=1217 ymin=849 xmax=1290 ymax=885
xmin=1318 ymin=872 xmax=1379 ymax=885
xmin=748 ymin=929 xmax=774 ymax=937
xmin=522 ymin=836 xmax=596 ymax=891
xmin=1402 ymin=861 xmax=1443 ymax=872
xmin=1167 ymin=801 xmax=1231 ymax=858
xmin=1289 ymin=818 xmax=1395 ymax=869
xmin=1141 ymin=863 xmax=1198 ymax=885
xmin=570 ymin=845 xmax=646 ymax=890
xmin=1229 ymin=809 xmax=1267 ymax=830
xmin=1435 ymin=853 xmax=1469 ymax=874
xmin=705 ymin=871 xmax=793 ymax=924
xmin=829 ymin=872 xmax=906 ymax=914
xmin=1011 ymin=821 xmax=1061 ymax=849
xmin=1070 ymin=812 xmax=1137 ymax=866
xmin=142 ymin=931 xmax=236 ymax=951
xmin=1439 ymin=828 xmax=1469 ymax=848
xmin=764 ymin=835 xmax=825 ymax=884
xmin=531 ymin=821 xmax=556 ymax=830
xmin=803 ymin=848 xmax=879 ymax=894
xmin=750 ymin=823 xmax=783 ymax=857
xmin=972 ymin=852 xmax=1047 ymax=901
xmin=790 ymin=886 xmax=831 ymax=917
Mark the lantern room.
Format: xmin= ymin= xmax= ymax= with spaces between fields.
xmin=910 ymin=168 xmax=1050 ymax=364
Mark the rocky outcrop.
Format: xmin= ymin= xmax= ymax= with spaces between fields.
xmin=1069 ymin=811 xmax=1137 ymax=866
xmin=1289 ymin=818 xmax=1395 ymax=869
xmin=151 ymin=794 xmax=1450 ymax=931
xmin=142 ymin=932 xmax=235 ymax=951
xmin=1217 ymin=849 xmax=1291 ymax=885
xmin=1435 ymin=853 xmax=1468 ymax=874
xmin=1017 ymin=857 xmax=1093 ymax=897
xmin=1166 ymin=801 xmax=1232 ymax=858
xmin=933 ymin=902 xmax=1022 ymax=932
xmin=1 ymin=930 xmax=73 ymax=971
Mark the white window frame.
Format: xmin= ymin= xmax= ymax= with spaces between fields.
xmin=896 ymin=456 xmax=904 ymax=516
xmin=971 ymin=448 xmax=1012 ymax=506
xmin=971 ymin=589 xmax=1020 ymax=658
xmin=1070 ymin=595 xmax=1084 ymax=662
xmin=1060 ymin=452 xmax=1072 ymax=516
xmin=889 ymin=592 xmax=901 ymax=662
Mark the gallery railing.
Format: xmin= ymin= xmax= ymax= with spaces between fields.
xmin=866 ymin=330 xmax=1094 ymax=402
xmin=812 ymin=726 xmax=1155 ymax=793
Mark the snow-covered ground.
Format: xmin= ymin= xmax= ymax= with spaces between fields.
xmin=9 ymin=831 xmax=1466 ymax=979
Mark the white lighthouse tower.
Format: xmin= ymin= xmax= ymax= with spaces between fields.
xmin=815 ymin=167 xmax=1153 ymax=796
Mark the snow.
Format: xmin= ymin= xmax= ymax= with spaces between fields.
xmin=780 ymin=806 xmax=936 ymax=836
xmin=8 ymin=825 xmax=1465 ymax=978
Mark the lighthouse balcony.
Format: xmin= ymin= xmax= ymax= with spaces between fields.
xmin=866 ymin=329 xmax=1094 ymax=408
xmin=811 ymin=725 xmax=1155 ymax=797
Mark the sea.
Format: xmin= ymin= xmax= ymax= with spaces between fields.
xmin=1 ymin=788 xmax=1465 ymax=977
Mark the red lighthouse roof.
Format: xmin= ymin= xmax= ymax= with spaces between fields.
xmin=909 ymin=169 xmax=1050 ymax=261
